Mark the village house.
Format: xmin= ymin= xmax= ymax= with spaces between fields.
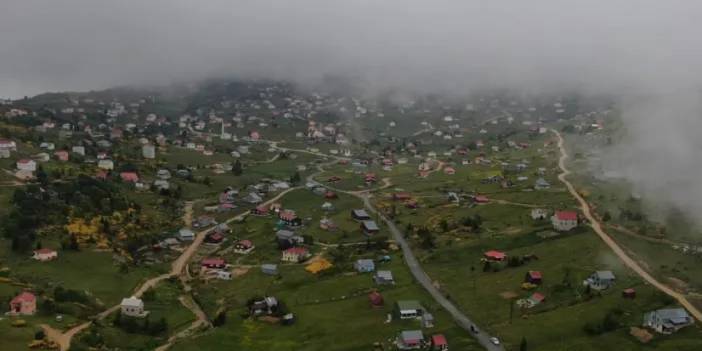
xmin=178 ymin=228 xmax=195 ymax=241
xmin=55 ymin=150 xmax=69 ymax=161
xmin=142 ymin=144 xmax=156 ymax=159
xmin=643 ymin=308 xmax=693 ymax=334
xmin=276 ymin=229 xmax=304 ymax=249
xmin=524 ymin=270 xmax=543 ymax=284
xmin=351 ymin=209 xmax=371 ymax=221
xmin=361 ymin=220 xmax=380 ymax=235
xmin=368 ymin=290 xmax=384 ymax=308
xmin=16 ymin=159 xmax=36 ymax=172
xmin=234 ymin=239 xmax=255 ymax=254
xmin=393 ymin=192 xmax=412 ymax=201
xmin=585 ymin=270 xmax=616 ymax=290
xmin=32 ymin=248 xmax=58 ymax=261
xmin=71 ymin=145 xmax=85 ymax=156
xmin=394 ymin=300 xmax=424 ymax=319
xmin=261 ymin=264 xmax=278 ymax=275
xmin=281 ymin=247 xmax=310 ymax=263
xmin=204 ymin=232 xmax=224 ymax=244
xmin=8 ymin=292 xmax=36 ymax=315
xmin=0 ymin=138 xmax=17 ymax=151
xmin=202 ymin=258 xmax=227 ymax=269
xmin=279 ymin=210 xmax=302 ymax=227
xmin=120 ymin=172 xmax=140 ymax=183
xmin=97 ymin=159 xmax=114 ymax=170
xmin=552 ymin=211 xmax=578 ymax=231
xmin=354 ymin=259 xmax=376 ymax=273
xmin=250 ymin=205 xmax=270 ymax=216
xmin=534 ymin=177 xmax=551 ymax=190
xmin=120 ymin=296 xmax=148 ymax=317
xmin=249 ymin=296 xmax=278 ymax=316
xmin=0 ymin=148 xmax=10 ymax=158
xmin=531 ymin=208 xmax=549 ymax=220
xmin=431 ymin=334 xmax=448 ymax=351
xmin=484 ymin=250 xmax=507 ymax=261
xmin=374 ymin=270 xmax=395 ymax=285
xmin=397 ymin=330 xmax=424 ymax=350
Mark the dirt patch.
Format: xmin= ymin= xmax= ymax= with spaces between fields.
xmin=500 ymin=291 xmax=519 ymax=300
xmin=232 ymin=267 xmax=250 ymax=277
xmin=667 ymin=277 xmax=689 ymax=293
xmin=501 ymin=227 xmax=522 ymax=236
xmin=629 ymin=327 xmax=653 ymax=343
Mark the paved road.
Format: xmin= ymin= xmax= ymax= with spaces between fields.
xmin=303 ymin=157 xmax=503 ymax=351
xmin=552 ymin=129 xmax=702 ymax=322
xmin=359 ymin=195 xmax=504 ymax=351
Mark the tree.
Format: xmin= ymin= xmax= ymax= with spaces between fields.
xmin=602 ymin=211 xmax=611 ymax=222
xmin=35 ymin=329 xmax=46 ymax=340
xmin=289 ymin=171 xmax=301 ymax=185
xmin=520 ymin=337 xmax=528 ymax=351
xmin=232 ymin=160 xmax=243 ymax=176
xmin=213 ymin=310 xmax=227 ymax=327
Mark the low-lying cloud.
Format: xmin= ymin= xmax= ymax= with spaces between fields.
xmin=2 ymin=0 xmax=702 ymax=224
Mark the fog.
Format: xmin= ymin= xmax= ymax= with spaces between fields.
xmin=2 ymin=1 xmax=702 ymax=223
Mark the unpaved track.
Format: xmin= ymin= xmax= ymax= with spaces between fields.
xmin=552 ymin=129 xmax=702 ymax=322
xmin=42 ymin=188 xmax=300 ymax=350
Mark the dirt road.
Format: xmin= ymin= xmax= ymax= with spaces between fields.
xmin=552 ymin=129 xmax=702 ymax=322
xmin=42 ymin=187 xmax=300 ymax=350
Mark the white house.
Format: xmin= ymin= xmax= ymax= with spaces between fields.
xmin=585 ymin=270 xmax=616 ymax=290
xmin=32 ymin=248 xmax=58 ymax=261
xmin=142 ymin=144 xmax=156 ymax=159
xmin=551 ymin=211 xmax=578 ymax=231
xmin=16 ymin=159 xmax=36 ymax=172
xmin=643 ymin=308 xmax=693 ymax=334
xmin=71 ymin=145 xmax=85 ymax=156
xmin=97 ymin=159 xmax=114 ymax=170
xmin=120 ymin=296 xmax=148 ymax=317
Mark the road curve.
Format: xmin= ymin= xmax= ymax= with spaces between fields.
xmin=304 ymin=160 xmax=503 ymax=351
xmin=551 ymin=129 xmax=702 ymax=322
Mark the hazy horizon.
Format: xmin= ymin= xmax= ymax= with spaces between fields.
xmin=3 ymin=0 xmax=702 ymax=223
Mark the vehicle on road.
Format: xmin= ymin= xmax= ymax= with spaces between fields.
xmin=490 ymin=337 xmax=501 ymax=345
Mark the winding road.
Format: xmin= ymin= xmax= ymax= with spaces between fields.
xmin=304 ymin=158 xmax=504 ymax=351
xmin=551 ymin=129 xmax=702 ymax=322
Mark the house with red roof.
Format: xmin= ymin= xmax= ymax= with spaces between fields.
xmin=443 ymin=167 xmax=456 ymax=175
xmin=525 ymin=270 xmax=543 ymax=284
xmin=234 ymin=239 xmax=255 ymax=254
xmin=32 ymin=248 xmax=58 ymax=262
xmin=9 ymin=292 xmax=36 ymax=315
xmin=551 ymin=210 xmax=578 ymax=231
xmin=201 ymin=258 xmax=226 ymax=269
xmin=484 ymin=250 xmax=507 ymax=261
xmin=249 ymin=131 xmax=260 ymax=141
xmin=54 ymin=150 xmax=69 ymax=161
xmin=279 ymin=210 xmax=301 ymax=226
xmin=281 ymin=247 xmax=310 ymax=263
xmin=327 ymin=176 xmax=342 ymax=183
xmin=364 ymin=172 xmax=377 ymax=183
xmin=431 ymin=334 xmax=448 ymax=351
xmin=528 ymin=292 xmax=546 ymax=307
xmin=250 ymin=205 xmax=270 ymax=216
xmin=0 ymin=138 xmax=17 ymax=151
xmin=368 ymin=291 xmax=384 ymax=308
xmin=393 ymin=192 xmax=412 ymax=201
xmin=120 ymin=172 xmax=140 ymax=183
xmin=324 ymin=191 xmax=338 ymax=199
xmin=473 ymin=195 xmax=489 ymax=204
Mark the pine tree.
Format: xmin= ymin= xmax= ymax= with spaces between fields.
xmin=232 ymin=160 xmax=243 ymax=176
xmin=520 ymin=337 xmax=528 ymax=351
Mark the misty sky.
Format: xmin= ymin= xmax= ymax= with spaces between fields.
xmin=1 ymin=0 xmax=701 ymax=98
xmin=3 ymin=1 xmax=702 ymax=222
